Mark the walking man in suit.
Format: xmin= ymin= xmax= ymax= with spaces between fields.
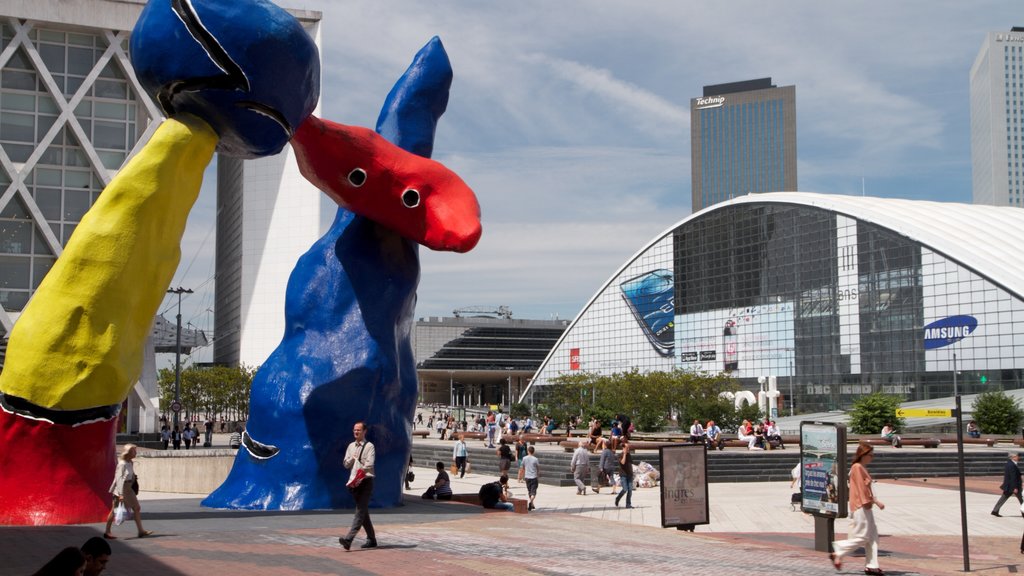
xmin=992 ymin=452 xmax=1022 ymax=517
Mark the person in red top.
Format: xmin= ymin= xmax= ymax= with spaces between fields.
xmin=830 ymin=444 xmax=885 ymax=575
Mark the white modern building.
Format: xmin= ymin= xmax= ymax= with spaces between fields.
xmin=523 ymin=193 xmax=1024 ymax=414
xmin=971 ymin=27 xmax=1024 ymax=207
xmin=0 ymin=0 xmax=323 ymax=431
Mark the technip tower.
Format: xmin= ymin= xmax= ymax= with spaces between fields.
xmin=690 ymin=78 xmax=797 ymax=212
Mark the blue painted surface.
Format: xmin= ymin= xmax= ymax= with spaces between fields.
xmin=923 ymin=315 xmax=979 ymax=350
xmin=203 ymin=37 xmax=452 ymax=510
xmin=130 ymin=0 xmax=320 ymax=158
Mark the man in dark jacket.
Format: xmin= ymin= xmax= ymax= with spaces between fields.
xmin=991 ymin=452 xmax=1022 ymax=516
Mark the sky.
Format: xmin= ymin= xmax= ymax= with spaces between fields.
xmin=158 ymin=1 xmax=1019 ymax=367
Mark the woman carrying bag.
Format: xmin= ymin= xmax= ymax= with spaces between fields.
xmin=103 ymin=444 xmax=154 ymax=539
xmin=831 ymin=444 xmax=885 ymax=575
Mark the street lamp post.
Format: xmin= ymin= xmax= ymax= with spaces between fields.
xmin=167 ymin=287 xmax=193 ymax=430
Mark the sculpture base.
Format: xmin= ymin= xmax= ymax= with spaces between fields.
xmin=0 ymin=409 xmax=116 ymax=525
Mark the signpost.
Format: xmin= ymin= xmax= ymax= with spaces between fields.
xmin=895 ymin=408 xmax=955 ymax=418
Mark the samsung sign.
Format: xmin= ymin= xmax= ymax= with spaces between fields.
xmin=923 ymin=315 xmax=978 ymax=350
xmin=695 ymin=96 xmax=725 ymax=110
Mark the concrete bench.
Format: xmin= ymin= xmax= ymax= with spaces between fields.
xmin=449 ymin=493 xmax=528 ymax=514
xmin=411 ymin=430 xmax=429 ymax=438
xmin=934 ymin=435 xmax=996 ymax=447
xmin=859 ymin=437 xmax=941 ymax=448
xmin=502 ymin=433 xmax=565 ymax=444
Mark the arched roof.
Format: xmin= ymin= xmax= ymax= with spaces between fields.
xmin=724 ymin=192 xmax=1024 ymax=300
xmin=521 ymin=192 xmax=1024 ymax=398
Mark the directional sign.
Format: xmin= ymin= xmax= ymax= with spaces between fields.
xmin=896 ymin=408 xmax=955 ymax=418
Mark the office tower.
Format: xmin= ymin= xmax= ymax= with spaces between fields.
xmin=690 ymin=78 xmax=797 ymax=212
xmin=971 ymin=27 xmax=1024 ymax=207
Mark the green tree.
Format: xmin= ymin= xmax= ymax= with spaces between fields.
xmin=848 ymin=393 xmax=905 ymax=435
xmin=158 ymin=364 xmax=254 ymax=421
xmin=972 ymin=390 xmax=1024 ymax=435
xmin=509 ymin=401 xmax=531 ymax=419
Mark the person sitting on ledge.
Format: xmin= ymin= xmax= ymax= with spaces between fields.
xmin=705 ymin=420 xmax=724 ymax=450
xmin=738 ymin=419 xmax=762 ymax=450
xmin=479 ymin=475 xmax=514 ymax=511
xmin=881 ymin=423 xmax=902 ymax=448
xmin=689 ymin=419 xmax=706 ymax=445
xmin=967 ymin=420 xmax=981 ymax=439
xmin=422 ymin=461 xmax=453 ymax=501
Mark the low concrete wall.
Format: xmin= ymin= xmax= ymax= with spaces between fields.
xmin=133 ymin=449 xmax=237 ymax=494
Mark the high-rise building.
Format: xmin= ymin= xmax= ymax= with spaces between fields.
xmin=690 ymin=78 xmax=797 ymax=212
xmin=971 ymin=27 xmax=1024 ymax=207
xmin=0 ymin=0 xmax=323 ymax=431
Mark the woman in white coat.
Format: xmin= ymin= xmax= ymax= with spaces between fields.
xmin=103 ymin=444 xmax=153 ymax=539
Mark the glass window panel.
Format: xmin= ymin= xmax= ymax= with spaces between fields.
xmin=94 ymin=101 xmax=125 ymax=120
xmin=93 ymin=80 xmax=127 ymax=99
xmin=38 ymin=43 xmax=65 ymax=73
xmin=1 ymin=92 xmax=35 ymax=112
xmin=67 ymin=46 xmax=94 ymax=75
xmin=5 ymin=49 xmax=30 ymax=69
xmin=74 ymin=100 xmax=91 ymax=116
xmin=93 ymin=120 xmax=125 ymax=149
xmin=36 ymin=114 xmax=56 ymax=140
xmin=34 ymin=187 xmax=62 ymax=220
xmin=98 ymin=150 xmax=124 ymax=170
xmin=0 ymin=289 xmax=29 ymax=311
xmin=32 ymin=256 xmax=55 ymax=288
xmin=64 ymin=170 xmax=91 ymax=189
xmin=0 ymin=195 xmax=28 ymax=220
xmin=32 ymin=226 xmax=54 ymax=256
xmin=98 ymin=61 xmax=124 ymax=80
xmin=38 ymin=146 xmax=62 ymax=165
xmin=5 ymin=144 xmax=32 ymax=163
xmin=67 ymin=33 xmax=93 ymax=47
xmin=65 ymin=75 xmax=84 ymax=96
xmin=36 ymin=95 xmax=57 ymax=115
xmin=38 ymin=30 xmax=63 ymax=43
xmin=77 ymin=118 xmax=91 ymax=136
xmin=0 ymin=255 xmax=30 ymax=288
xmin=2 ymin=70 xmax=36 ymax=91
xmin=64 ymin=147 xmax=89 ymax=168
xmin=64 ymin=189 xmax=90 ymax=221
xmin=35 ymin=169 xmax=60 ymax=187
xmin=0 ymin=221 xmax=32 ymax=253
xmin=0 ymin=111 xmax=33 ymax=141
xmin=62 ymin=222 xmax=77 ymax=245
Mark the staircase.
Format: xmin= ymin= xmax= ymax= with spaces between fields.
xmin=411 ymin=443 xmax=1010 ymax=487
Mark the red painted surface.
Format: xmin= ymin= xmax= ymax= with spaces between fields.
xmin=292 ymin=115 xmax=482 ymax=253
xmin=0 ymin=409 xmax=115 ymax=525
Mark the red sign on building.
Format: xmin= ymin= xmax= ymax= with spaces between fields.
xmin=569 ymin=348 xmax=580 ymax=370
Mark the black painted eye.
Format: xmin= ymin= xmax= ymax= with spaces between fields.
xmin=347 ymin=168 xmax=367 ymax=187
xmin=402 ymin=188 xmax=420 ymax=208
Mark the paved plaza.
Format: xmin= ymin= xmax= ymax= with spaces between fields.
xmin=5 ymin=438 xmax=1024 ymax=575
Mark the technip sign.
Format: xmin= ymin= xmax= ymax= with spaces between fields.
xmin=695 ymin=96 xmax=725 ymax=110
xmin=923 ymin=315 xmax=978 ymax=350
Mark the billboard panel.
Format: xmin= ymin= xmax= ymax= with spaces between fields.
xmin=675 ymin=303 xmax=795 ymax=377
xmin=799 ymin=421 xmax=847 ymax=518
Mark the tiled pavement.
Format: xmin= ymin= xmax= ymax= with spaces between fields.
xmin=5 ymin=439 xmax=1024 ymax=575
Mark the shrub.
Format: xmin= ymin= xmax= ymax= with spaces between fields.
xmin=972 ymin=391 xmax=1024 ymax=435
xmin=848 ymin=393 xmax=905 ymax=435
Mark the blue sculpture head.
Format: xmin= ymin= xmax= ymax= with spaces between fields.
xmin=130 ymin=0 xmax=320 ymax=158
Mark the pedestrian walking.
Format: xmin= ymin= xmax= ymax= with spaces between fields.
xmin=103 ymin=444 xmax=154 ymax=540
xmin=339 ymin=421 xmax=377 ymax=550
xmin=614 ymin=440 xmax=634 ymax=508
xmin=521 ymin=445 xmax=540 ymax=511
xmin=830 ymin=443 xmax=885 ymax=575
xmin=570 ymin=440 xmax=591 ymax=495
xmin=992 ymin=452 xmax=1023 ymax=517
xmin=452 ymin=434 xmax=468 ymax=478
xmin=496 ymin=438 xmax=513 ymax=476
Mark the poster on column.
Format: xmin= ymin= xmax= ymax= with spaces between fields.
xmin=659 ymin=445 xmax=709 ymax=529
xmin=675 ymin=303 xmax=795 ymax=377
xmin=799 ymin=421 xmax=847 ymax=518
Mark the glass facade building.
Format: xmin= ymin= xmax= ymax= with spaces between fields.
xmin=691 ymin=78 xmax=797 ymax=212
xmin=526 ymin=193 xmax=1024 ymax=413
xmin=971 ymin=27 xmax=1024 ymax=207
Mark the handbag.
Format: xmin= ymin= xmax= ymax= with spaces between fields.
xmin=114 ymin=502 xmax=127 ymax=526
xmin=451 ymin=463 xmax=458 ymax=475
xmin=465 ymin=461 xmax=472 ymax=474
xmin=131 ymin=476 xmax=140 ymax=495
xmin=346 ymin=444 xmax=368 ymax=489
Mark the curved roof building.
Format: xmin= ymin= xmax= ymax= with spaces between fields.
xmin=524 ymin=192 xmax=1024 ymax=413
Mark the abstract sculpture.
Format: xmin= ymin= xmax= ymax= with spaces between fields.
xmin=204 ymin=36 xmax=479 ymax=510
xmin=0 ymin=0 xmax=479 ymax=524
